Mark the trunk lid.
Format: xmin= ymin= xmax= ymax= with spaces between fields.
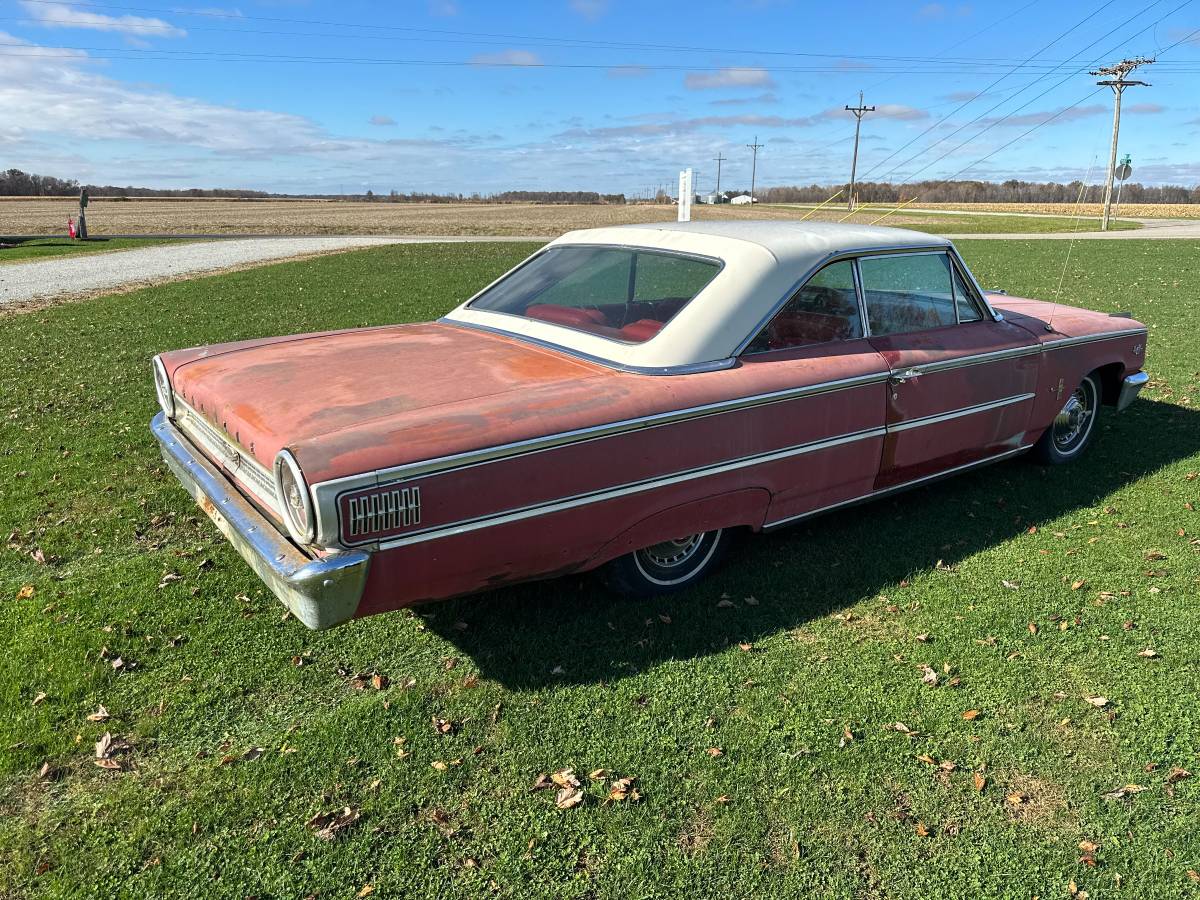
xmin=166 ymin=322 xmax=608 ymax=472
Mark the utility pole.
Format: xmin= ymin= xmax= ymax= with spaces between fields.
xmin=713 ymin=152 xmax=726 ymax=198
xmin=845 ymin=91 xmax=875 ymax=210
xmin=1091 ymin=57 xmax=1152 ymax=231
xmin=746 ymin=136 xmax=764 ymax=204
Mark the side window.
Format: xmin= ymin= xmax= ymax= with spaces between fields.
xmin=859 ymin=253 xmax=956 ymax=336
xmin=745 ymin=260 xmax=862 ymax=353
xmin=951 ymin=261 xmax=983 ymax=323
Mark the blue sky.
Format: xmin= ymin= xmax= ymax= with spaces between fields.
xmin=2 ymin=0 xmax=1198 ymax=194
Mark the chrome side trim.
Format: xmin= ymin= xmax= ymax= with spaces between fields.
xmin=889 ymin=392 xmax=1034 ymax=432
xmin=152 ymin=413 xmax=369 ymax=631
xmin=762 ymin=444 xmax=1033 ymax=531
xmin=310 ymin=367 xmax=890 ymax=545
xmin=173 ymin=394 xmax=279 ymax=514
xmin=374 ymin=426 xmax=887 ymax=551
xmin=1116 ymin=370 xmax=1148 ymax=412
xmin=899 ymin=327 xmax=1148 ymax=377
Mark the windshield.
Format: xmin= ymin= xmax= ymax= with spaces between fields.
xmin=468 ymin=246 xmax=721 ymax=344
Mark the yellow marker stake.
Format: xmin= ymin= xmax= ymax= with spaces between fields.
xmin=870 ymin=196 xmax=920 ymax=225
xmin=799 ymin=189 xmax=844 ymax=222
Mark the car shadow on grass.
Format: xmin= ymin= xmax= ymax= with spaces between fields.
xmin=418 ymin=398 xmax=1198 ymax=689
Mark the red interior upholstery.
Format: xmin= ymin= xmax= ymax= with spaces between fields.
xmin=619 ymin=319 xmax=664 ymax=342
xmin=525 ymin=304 xmax=608 ymax=328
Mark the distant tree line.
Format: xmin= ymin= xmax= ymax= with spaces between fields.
xmin=758 ymin=179 xmax=1200 ymax=205
xmin=0 ymin=170 xmax=626 ymax=203
xmin=3 ymin=168 xmax=1195 ymax=204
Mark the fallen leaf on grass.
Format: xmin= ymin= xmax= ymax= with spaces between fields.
xmin=919 ymin=665 xmax=938 ymax=686
xmin=713 ymin=795 xmax=733 ymax=804
xmin=716 ymin=599 xmax=735 ymax=609
xmin=306 ymin=807 xmax=361 ymax=841
xmin=607 ymin=777 xmax=640 ymax=803
xmin=430 ymin=759 xmax=461 ymax=771
xmin=32 ymin=692 xmax=46 ymax=706
xmin=530 ymin=774 xmax=553 ymax=791
xmin=962 ymin=709 xmax=980 ymax=721
xmin=914 ymin=822 xmax=930 ymax=837
xmin=1006 ymin=792 xmax=1026 ymax=806
xmin=551 ymin=768 xmax=579 ymax=788
xmin=1137 ymin=648 xmax=1159 ymax=658
xmin=884 ymin=722 xmax=919 ymax=737
xmin=356 ymin=885 xmax=374 ymax=898
xmin=973 ymin=772 xmax=987 ymax=792
xmin=16 ymin=585 xmax=35 ymax=600
xmin=431 ymin=717 xmax=455 ymax=735
xmin=555 ymin=788 xmax=584 ymax=810
xmin=1144 ymin=549 xmax=1168 ymax=561
xmin=1102 ymin=784 xmax=1146 ymax=801
xmin=94 ymin=758 xmax=124 ymax=771
xmin=1002 ymin=580 xmax=1019 ymax=591
xmin=705 ymin=747 xmax=724 ymax=758
xmin=1071 ymin=580 xmax=1087 ymax=591
xmin=1084 ymin=696 xmax=1109 ymax=708
xmin=1167 ymin=767 xmax=1191 ymax=784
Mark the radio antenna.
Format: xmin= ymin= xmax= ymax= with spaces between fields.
xmin=1047 ymin=152 xmax=1099 ymax=335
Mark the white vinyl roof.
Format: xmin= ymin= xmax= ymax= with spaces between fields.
xmin=444 ymin=220 xmax=954 ymax=373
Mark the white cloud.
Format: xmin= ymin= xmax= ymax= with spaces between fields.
xmin=369 ymin=115 xmax=397 ymax=127
xmin=684 ymin=68 xmax=775 ymax=91
xmin=569 ymin=0 xmax=608 ymax=19
xmin=469 ymin=49 xmax=542 ymax=67
xmin=18 ymin=1 xmax=186 ymax=38
xmin=1126 ymin=103 xmax=1166 ymax=115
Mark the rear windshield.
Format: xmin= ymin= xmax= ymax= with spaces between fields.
xmin=468 ymin=246 xmax=721 ymax=343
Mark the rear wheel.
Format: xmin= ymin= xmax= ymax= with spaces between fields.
xmin=602 ymin=529 xmax=727 ymax=597
xmin=1032 ymin=373 xmax=1100 ymax=464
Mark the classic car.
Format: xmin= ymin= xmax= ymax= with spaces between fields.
xmin=150 ymin=221 xmax=1149 ymax=629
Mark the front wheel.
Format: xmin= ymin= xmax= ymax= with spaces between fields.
xmin=1031 ymin=372 xmax=1101 ymax=465
xmin=601 ymin=529 xmax=727 ymax=597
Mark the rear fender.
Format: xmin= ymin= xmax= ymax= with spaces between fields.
xmin=582 ymin=488 xmax=771 ymax=572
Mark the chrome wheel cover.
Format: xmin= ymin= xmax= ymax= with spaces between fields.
xmin=639 ymin=534 xmax=705 ymax=569
xmin=1052 ymin=382 xmax=1095 ymax=453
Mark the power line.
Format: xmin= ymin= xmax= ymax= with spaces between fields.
xmin=869 ymin=0 xmax=1192 ymax=185
xmin=713 ymin=153 xmax=726 ymax=196
xmin=858 ymin=0 xmax=1128 ymax=182
xmin=9 ymin=0 xmax=1192 ymax=69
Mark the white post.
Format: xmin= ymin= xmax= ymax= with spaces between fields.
xmin=677 ymin=168 xmax=693 ymax=222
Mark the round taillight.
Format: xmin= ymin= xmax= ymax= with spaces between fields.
xmin=152 ymin=355 xmax=175 ymax=418
xmin=275 ymin=450 xmax=314 ymax=543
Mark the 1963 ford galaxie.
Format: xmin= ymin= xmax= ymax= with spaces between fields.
xmin=150 ymin=221 xmax=1149 ymax=629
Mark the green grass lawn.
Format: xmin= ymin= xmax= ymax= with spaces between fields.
xmin=0 ymin=237 xmax=179 ymax=263
xmin=772 ymin=205 xmax=1143 ymax=234
xmin=2 ymin=240 xmax=1198 ymax=899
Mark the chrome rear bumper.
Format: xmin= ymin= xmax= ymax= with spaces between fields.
xmin=151 ymin=412 xmax=369 ymax=630
xmin=1117 ymin=370 xmax=1149 ymax=413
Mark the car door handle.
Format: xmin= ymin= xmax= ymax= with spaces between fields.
xmin=889 ymin=368 xmax=921 ymax=385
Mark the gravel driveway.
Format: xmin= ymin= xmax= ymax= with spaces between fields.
xmin=0 ymin=236 xmax=458 ymax=307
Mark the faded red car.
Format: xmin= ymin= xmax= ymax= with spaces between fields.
xmin=151 ymin=222 xmax=1148 ymax=629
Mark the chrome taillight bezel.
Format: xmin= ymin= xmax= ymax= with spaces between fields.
xmin=274 ymin=449 xmax=315 ymax=544
xmin=152 ymin=355 xmax=175 ymax=419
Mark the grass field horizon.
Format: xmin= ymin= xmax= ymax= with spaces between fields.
xmin=0 ymin=197 xmax=1145 ymax=239
xmin=2 ymin=239 xmax=1198 ymax=898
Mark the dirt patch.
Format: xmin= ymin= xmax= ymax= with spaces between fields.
xmin=677 ymin=806 xmax=715 ymax=854
xmin=1003 ymin=773 xmax=1069 ymax=828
